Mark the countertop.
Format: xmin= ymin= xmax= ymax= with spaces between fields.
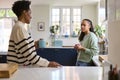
xmin=0 ymin=66 xmax=103 ymax=80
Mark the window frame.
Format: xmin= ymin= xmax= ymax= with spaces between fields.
xmin=50 ymin=6 xmax=82 ymax=38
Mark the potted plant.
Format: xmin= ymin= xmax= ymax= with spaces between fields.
xmin=50 ymin=25 xmax=60 ymax=45
xmin=94 ymin=25 xmax=107 ymax=54
xmin=50 ymin=25 xmax=60 ymax=36
xmin=94 ymin=25 xmax=105 ymax=38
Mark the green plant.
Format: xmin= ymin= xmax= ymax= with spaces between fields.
xmin=94 ymin=25 xmax=105 ymax=38
xmin=50 ymin=25 xmax=60 ymax=34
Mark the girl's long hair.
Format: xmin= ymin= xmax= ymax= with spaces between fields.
xmin=79 ymin=19 xmax=95 ymax=41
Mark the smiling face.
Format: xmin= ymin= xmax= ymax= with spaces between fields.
xmin=81 ymin=20 xmax=90 ymax=34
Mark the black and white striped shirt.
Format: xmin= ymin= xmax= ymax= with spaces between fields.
xmin=7 ymin=21 xmax=49 ymax=67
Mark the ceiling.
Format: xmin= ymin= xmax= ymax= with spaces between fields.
xmin=31 ymin=0 xmax=100 ymax=6
xmin=0 ymin=0 xmax=100 ymax=8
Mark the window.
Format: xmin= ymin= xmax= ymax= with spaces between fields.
xmin=6 ymin=9 xmax=16 ymax=17
xmin=99 ymin=0 xmax=107 ymax=37
xmin=72 ymin=8 xmax=81 ymax=36
xmin=51 ymin=7 xmax=81 ymax=37
xmin=0 ymin=9 xmax=16 ymax=18
xmin=0 ymin=9 xmax=16 ymax=52
xmin=0 ymin=9 xmax=5 ymax=17
xmin=51 ymin=8 xmax=60 ymax=26
xmin=62 ymin=8 xmax=70 ymax=36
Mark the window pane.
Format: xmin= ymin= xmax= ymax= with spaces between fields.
xmin=0 ymin=9 xmax=5 ymax=17
xmin=63 ymin=9 xmax=70 ymax=15
xmin=72 ymin=8 xmax=81 ymax=36
xmin=51 ymin=8 xmax=60 ymax=25
xmin=99 ymin=8 xmax=105 ymax=24
xmin=52 ymin=9 xmax=60 ymax=16
xmin=0 ymin=18 xmax=13 ymax=52
xmin=52 ymin=16 xmax=59 ymax=22
xmin=62 ymin=8 xmax=70 ymax=36
xmin=73 ymin=8 xmax=80 ymax=15
xmin=6 ymin=9 xmax=16 ymax=17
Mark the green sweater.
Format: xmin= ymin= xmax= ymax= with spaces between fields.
xmin=77 ymin=32 xmax=99 ymax=62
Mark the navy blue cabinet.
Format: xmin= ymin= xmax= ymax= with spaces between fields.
xmin=0 ymin=48 xmax=78 ymax=66
xmin=36 ymin=48 xmax=78 ymax=66
xmin=0 ymin=55 xmax=7 ymax=63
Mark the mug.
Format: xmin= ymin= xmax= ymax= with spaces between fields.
xmin=39 ymin=39 xmax=46 ymax=48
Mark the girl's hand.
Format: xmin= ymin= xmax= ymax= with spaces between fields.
xmin=74 ymin=44 xmax=81 ymax=50
xmin=74 ymin=44 xmax=85 ymax=51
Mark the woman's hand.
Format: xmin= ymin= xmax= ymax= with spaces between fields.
xmin=74 ymin=44 xmax=81 ymax=50
xmin=48 ymin=61 xmax=62 ymax=68
xmin=74 ymin=44 xmax=85 ymax=51
xmin=34 ymin=40 xmax=39 ymax=49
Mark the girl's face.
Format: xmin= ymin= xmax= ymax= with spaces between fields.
xmin=81 ymin=20 xmax=90 ymax=33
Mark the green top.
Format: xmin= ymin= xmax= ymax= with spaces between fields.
xmin=77 ymin=32 xmax=99 ymax=62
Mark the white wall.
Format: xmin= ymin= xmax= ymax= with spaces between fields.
xmin=30 ymin=5 xmax=50 ymax=42
xmin=108 ymin=0 xmax=120 ymax=67
xmin=0 ymin=0 xmax=13 ymax=8
xmin=108 ymin=21 xmax=120 ymax=67
xmin=30 ymin=4 xmax=98 ymax=46
xmin=82 ymin=4 xmax=98 ymax=26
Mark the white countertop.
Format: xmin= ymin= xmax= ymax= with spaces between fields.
xmin=1 ymin=66 xmax=103 ymax=80
xmin=92 ymin=56 xmax=102 ymax=66
xmin=92 ymin=55 xmax=108 ymax=67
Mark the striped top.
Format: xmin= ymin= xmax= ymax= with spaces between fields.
xmin=7 ymin=21 xmax=49 ymax=67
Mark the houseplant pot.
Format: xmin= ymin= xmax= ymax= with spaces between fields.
xmin=50 ymin=25 xmax=60 ymax=46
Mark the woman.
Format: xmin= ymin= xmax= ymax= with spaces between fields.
xmin=7 ymin=0 xmax=61 ymax=67
xmin=74 ymin=19 xmax=99 ymax=66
